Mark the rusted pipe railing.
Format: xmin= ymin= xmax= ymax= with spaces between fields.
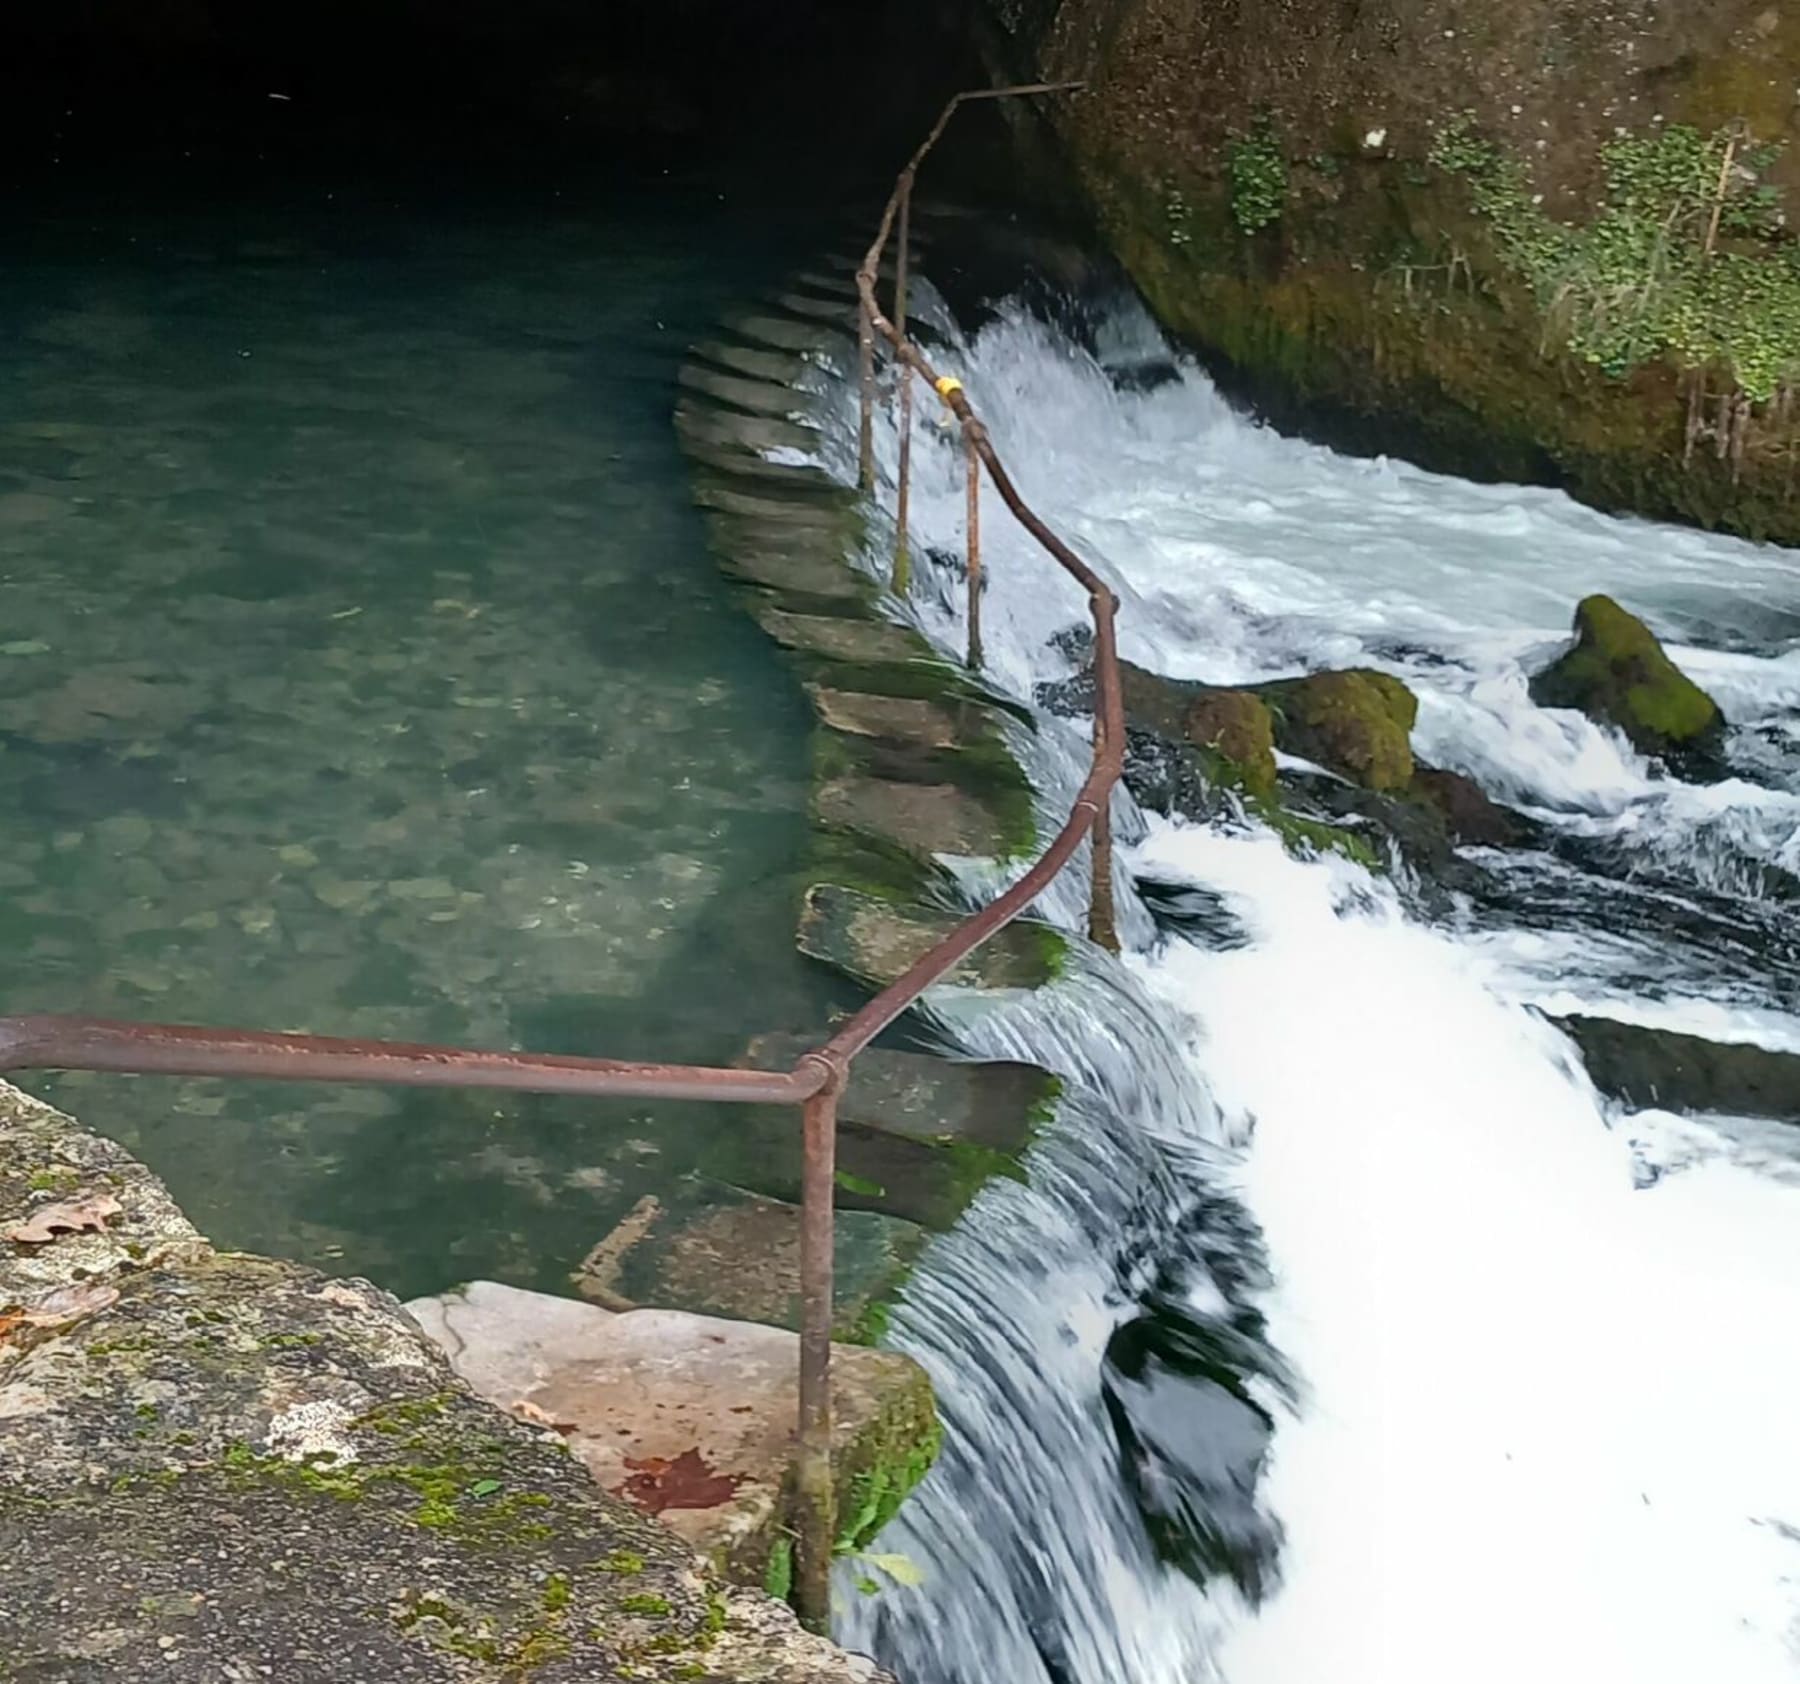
xmin=890 ymin=179 xmax=915 ymax=593
xmin=964 ymin=430 xmax=983 ymax=670
xmin=0 ymin=80 xmax=1101 ymax=1637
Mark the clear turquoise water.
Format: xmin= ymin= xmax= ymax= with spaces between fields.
xmin=0 ymin=180 xmax=842 ymax=1297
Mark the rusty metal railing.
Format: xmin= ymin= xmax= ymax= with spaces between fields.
xmin=0 ymin=82 xmax=1108 ymax=1632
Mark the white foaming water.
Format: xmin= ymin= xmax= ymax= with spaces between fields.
xmin=826 ymin=283 xmax=1800 ymax=1682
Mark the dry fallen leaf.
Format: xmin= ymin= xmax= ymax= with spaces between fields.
xmin=22 ymin=1280 xmax=120 ymax=1326
xmin=615 ymin=1447 xmax=742 ymax=1515
xmin=510 ymin=1399 xmax=579 ymax=1435
xmin=5 ymin=1192 xmax=124 ymax=1246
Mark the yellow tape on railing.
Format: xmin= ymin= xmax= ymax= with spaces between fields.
xmin=934 ymin=375 xmax=964 ymax=402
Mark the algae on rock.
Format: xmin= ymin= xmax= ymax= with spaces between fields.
xmin=1530 ymin=594 xmax=1723 ymax=755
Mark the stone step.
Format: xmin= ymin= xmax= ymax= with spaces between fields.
xmin=673 ymin=400 xmax=821 ymax=460
xmin=788 ymin=270 xmax=861 ymax=303
xmin=712 ymin=529 xmax=870 ymax=605
xmin=799 ymin=883 xmax=1064 ymax=992
xmin=718 ymin=309 xmax=840 ymax=357
xmin=749 ymin=605 xmax=936 ymax=666
xmin=743 ymin=1033 xmax=1058 ymax=1153
xmin=407 ymin=1282 xmax=939 ymax=1588
xmin=569 ymin=1178 xmax=927 ymax=1344
xmin=678 ymin=436 xmax=839 ymax=492
xmin=806 ymin=684 xmax=961 ymax=749
xmin=814 ymin=773 xmax=1015 ymax=859
xmin=691 ymin=475 xmax=862 ymax=532
xmin=768 ymin=291 xmax=858 ymax=331
xmin=677 ymin=363 xmax=810 ymax=422
xmin=688 ymin=339 xmax=816 ymax=388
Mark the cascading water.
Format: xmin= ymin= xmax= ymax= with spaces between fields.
xmin=818 ymin=273 xmax=1800 ymax=1682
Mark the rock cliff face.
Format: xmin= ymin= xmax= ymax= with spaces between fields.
xmin=981 ymin=0 xmax=1800 ymax=541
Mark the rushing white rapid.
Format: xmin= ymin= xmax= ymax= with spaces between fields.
xmin=819 ymin=279 xmax=1800 ymax=1683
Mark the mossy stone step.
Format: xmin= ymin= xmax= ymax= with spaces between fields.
xmin=689 ymin=339 xmax=815 ymax=388
xmin=572 ymin=1177 xmax=926 ymax=1343
xmin=750 ymin=606 xmax=935 ymax=666
xmin=799 ymin=883 xmax=1064 ymax=992
xmin=714 ymin=533 xmax=871 ymax=604
xmin=807 ymin=685 xmax=961 ymax=748
xmin=409 ymin=1282 xmax=939 ymax=1588
xmin=788 ymin=270 xmax=860 ymax=303
xmin=692 ymin=476 xmax=863 ymax=532
xmin=720 ymin=1035 xmax=1060 ymax=1230
xmin=743 ymin=1033 xmax=1060 ymax=1152
xmin=679 ymin=437 xmax=839 ymax=491
xmin=719 ymin=309 xmax=840 ymax=356
xmin=673 ymin=401 xmax=821 ymax=460
xmin=678 ymin=363 xmax=809 ymax=421
xmin=769 ymin=291 xmax=858 ymax=331
xmin=815 ymin=773 xmax=1016 ymax=859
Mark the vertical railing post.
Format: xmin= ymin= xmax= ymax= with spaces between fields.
xmin=1087 ymin=592 xmax=1122 ymax=955
xmin=857 ymin=296 xmax=877 ymax=493
xmin=891 ymin=177 xmax=915 ymax=594
xmin=964 ymin=429 xmax=983 ymax=670
xmin=793 ymin=1078 xmax=841 ymax=1633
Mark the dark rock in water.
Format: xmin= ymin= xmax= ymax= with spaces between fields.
xmin=1557 ymin=1013 xmax=1800 ymax=1123
xmin=1121 ymin=726 xmax=1225 ymax=819
xmin=1117 ymin=662 xmax=1277 ymax=796
xmin=1256 ymin=668 xmax=1419 ymax=791
xmin=1106 ymin=357 xmax=1183 ymax=395
xmin=1412 ymin=765 xmax=1523 ymax=847
xmin=1048 ymin=622 xmax=1095 ymax=666
xmin=1135 ymin=878 xmax=1253 ymax=950
xmin=1530 ymin=595 xmax=1723 ymax=758
xmin=1102 ymin=1291 xmax=1285 ymax=1603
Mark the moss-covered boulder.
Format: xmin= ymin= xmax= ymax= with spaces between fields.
xmin=1183 ymin=688 xmax=1278 ymax=799
xmin=1256 ymin=669 xmax=1418 ymax=791
xmin=1530 ymin=595 xmax=1722 ymax=755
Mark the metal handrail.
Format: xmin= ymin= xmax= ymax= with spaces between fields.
xmin=0 ymin=82 xmax=1103 ymax=1632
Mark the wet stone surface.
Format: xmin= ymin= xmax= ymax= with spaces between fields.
xmin=0 ymin=1082 xmax=890 ymax=1683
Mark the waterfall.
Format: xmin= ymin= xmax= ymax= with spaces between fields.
xmin=821 ymin=281 xmax=1800 ymax=1683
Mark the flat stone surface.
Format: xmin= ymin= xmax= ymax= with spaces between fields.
xmin=691 ymin=478 xmax=860 ymax=528
xmin=771 ymin=291 xmax=857 ymax=330
xmin=679 ymin=363 xmax=811 ymax=421
xmin=808 ymin=686 xmax=960 ymax=748
xmin=681 ymin=436 xmax=841 ymax=491
xmin=0 ymin=1082 xmax=890 ymax=1683
xmin=752 ymin=608 xmax=932 ymax=666
xmin=742 ymin=1034 xmax=1058 ymax=1152
xmin=408 ymin=1284 xmax=938 ymax=1580
xmin=571 ymin=1179 xmax=926 ymax=1342
xmin=799 ymin=883 xmax=1063 ymax=992
xmin=815 ymin=774 xmax=1013 ymax=859
xmin=720 ymin=537 xmax=871 ymax=604
xmin=691 ymin=340 xmax=816 ymax=387
xmin=675 ymin=401 xmax=822 ymax=460
xmin=720 ymin=310 xmax=838 ymax=356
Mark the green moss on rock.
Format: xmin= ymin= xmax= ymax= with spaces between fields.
xmin=1259 ymin=669 xmax=1419 ymax=791
xmin=1530 ymin=595 xmax=1722 ymax=753
xmin=1184 ymin=689 xmax=1277 ymax=798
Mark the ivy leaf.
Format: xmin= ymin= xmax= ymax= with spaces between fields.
xmin=468 ymin=1479 xmax=503 ymax=1500
xmin=859 ymin=1551 xmax=925 ymax=1588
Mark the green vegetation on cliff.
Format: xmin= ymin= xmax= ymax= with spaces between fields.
xmin=1432 ymin=115 xmax=1800 ymax=401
